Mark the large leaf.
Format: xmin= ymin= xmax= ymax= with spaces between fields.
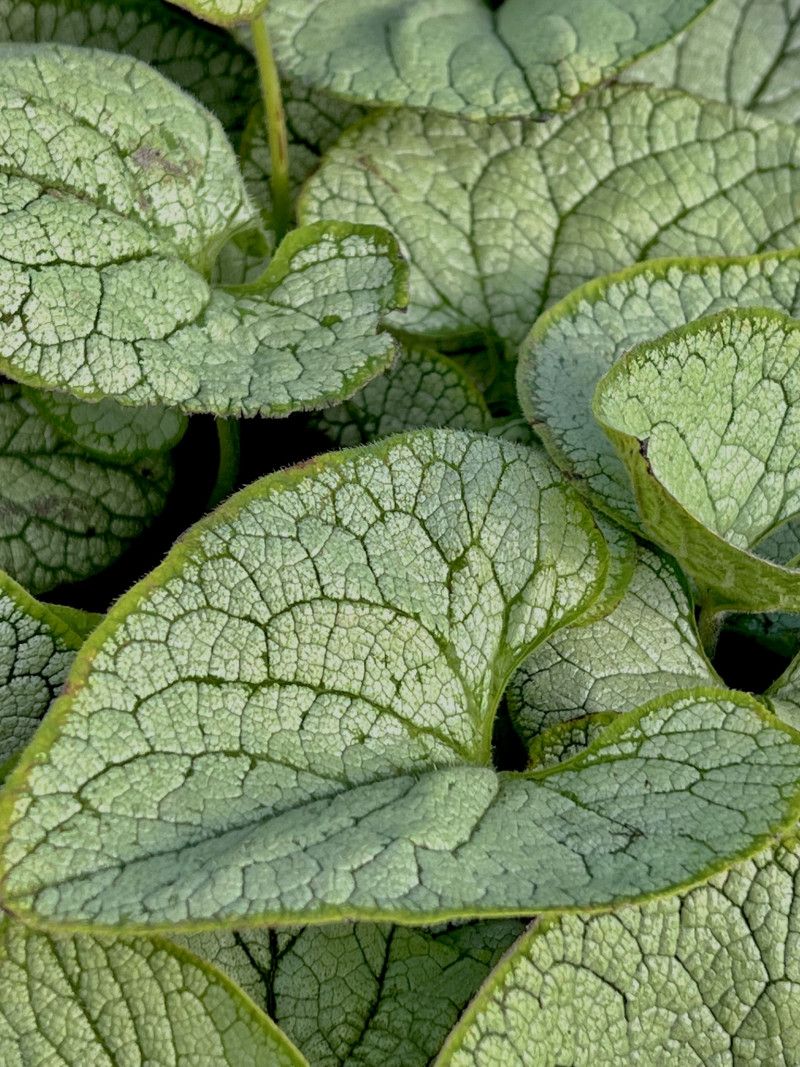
xmin=624 ymin=0 xmax=800 ymax=124
xmin=437 ymin=840 xmax=800 ymax=1065
xmin=518 ymin=249 xmax=800 ymax=529
xmin=593 ymin=308 xmax=800 ymax=613
xmin=2 ymin=431 xmax=800 ymax=931
xmin=265 ymin=0 xmax=716 ymax=121
xmin=181 ymin=919 xmax=524 ymax=1067
xmin=0 ymin=0 xmax=258 ymax=132
xmin=310 ymin=346 xmax=490 ymax=447
xmin=0 ymin=569 xmax=84 ymax=781
xmin=507 ymin=543 xmax=716 ymax=750
xmin=0 ymin=44 xmax=406 ymax=416
xmin=0 ymin=385 xmax=172 ymax=594
xmin=0 ymin=918 xmax=306 ymax=1065
xmin=301 ymin=86 xmax=800 ymax=348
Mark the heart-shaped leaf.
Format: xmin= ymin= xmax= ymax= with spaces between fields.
xmin=310 ymin=347 xmax=490 ymax=447
xmin=2 ymin=431 xmax=800 ymax=932
xmin=0 ymin=0 xmax=258 ymax=132
xmin=593 ymin=308 xmax=800 ymax=612
xmin=624 ymin=0 xmax=800 ymax=124
xmin=0 ymin=44 xmax=407 ymax=416
xmin=0 ymin=384 xmax=172 ymax=594
xmin=0 ymin=569 xmax=85 ymax=781
xmin=518 ymin=249 xmax=800 ymax=529
xmin=507 ymin=543 xmax=716 ymax=750
xmin=180 ymin=919 xmax=524 ymax=1067
xmin=437 ymin=840 xmax=800 ymax=1066
xmin=302 ymin=86 xmax=800 ymax=347
xmin=266 ymin=0 xmax=716 ymax=120
xmin=0 ymin=918 xmax=306 ymax=1065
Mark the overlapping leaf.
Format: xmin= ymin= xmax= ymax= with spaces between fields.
xmin=181 ymin=919 xmax=525 ymax=1067
xmin=0 ymin=918 xmax=306 ymax=1065
xmin=24 ymin=389 xmax=187 ymax=461
xmin=302 ymin=86 xmax=800 ymax=347
xmin=624 ymin=0 xmax=800 ymax=124
xmin=0 ymin=44 xmax=407 ymax=416
xmin=0 ymin=385 xmax=172 ymax=594
xmin=0 ymin=569 xmax=85 ymax=781
xmin=0 ymin=0 xmax=258 ymax=131
xmin=310 ymin=347 xmax=490 ymax=447
xmin=507 ymin=544 xmax=716 ymax=750
xmin=518 ymin=249 xmax=800 ymax=528
xmin=437 ymin=840 xmax=800 ymax=1065
xmin=167 ymin=0 xmax=269 ymax=27
xmin=3 ymin=431 xmax=800 ymax=931
xmin=266 ymin=0 xmax=716 ymax=120
xmin=594 ymin=308 xmax=800 ymax=612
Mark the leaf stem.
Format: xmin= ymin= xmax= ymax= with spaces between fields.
xmin=208 ymin=418 xmax=241 ymax=511
xmin=696 ymin=598 xmax=724 ymax=660
xmin=251 ymin=13 xmax=291 ymax=243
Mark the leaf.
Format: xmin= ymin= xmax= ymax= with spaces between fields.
xmin=180 ymin=919 xmax=525 ymax=1067
xmin=525 ymin=714 xmax=618 ymax=771
xmin=0 ymin=917 xmax=307 ymax=1066
xmin=0 ymin=569 xmax=83 ymax=781
xmin=593 ymin=308 xmax=800 ymax=613
xmin=0 ymin=384 xmax=172 ymax=594
xmin=2 ymin=431 xmax=800 ymax=931
xmin=507 ymin=543 xmax=716 ymax=749
xmin=518 ymin=249 xmax=800 ymax=530
xmin=436 ymin=840 xmax=800 ymax=1066
xmin=301 ymin=86 xmax=800 ymax=347
xmin=0 ymin=44 xmax=407 ymax=417
xmin=309 ymin=347 xmax=490 ymax=447
xmin=43 ymin=603 xmax=102 ymax=640
xmin=623 ymin=0 xmax=800 ymax=124
xmin=0 ymin=0 xmax=258 ymax=132
xmin=265 ymin=0 xmax=716 ymax=121
xmin=23 ymin=389 xmax=187 ymax=461
xmin=166 ymin=0 xmax=269 ymax=28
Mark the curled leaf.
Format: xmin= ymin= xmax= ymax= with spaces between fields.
xmin=594 ymin=308 xmax=800 ymax=612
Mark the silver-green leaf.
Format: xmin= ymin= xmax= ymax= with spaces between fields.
xmin=2 ymin=431 xmax=800 ymax=932
xmin=593 ymin=308 xmax=800 ymax=612
xmin=181 ymin=919 xmax=525 ymax=1067
xmin=518 ymin=248 xmax=800 ymax=529
xmin=302 ymin=86 xmax=800 ymax=347
xmin=507 ymin=543 xmax=716 ymax=750
xmin=436 ymin=840 xmax=800 ymax=1066
xmin=266 ymin=0 xmax=716 ymax=120
xmin=310 ymin=346 xmax=490 ymax=447
xmin=23 ymin=389 xmax=187 ymax=461
xmin=0 ymin=384 xmax=172 ymax=594
xmin=0 ymin=918 xmax=307 ymax=1066
xmin=0 ymin=0 xmax=258 ymax=132
xmin=0 ymin=44 xmax=407 ymax=417
xmin=624 ymin=0 xmax=800 ymax=124
xmin=0 ymin=569 xmax=84 ymax=780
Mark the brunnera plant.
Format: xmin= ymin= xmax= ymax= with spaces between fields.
xmin=3 ymin=0 xmax=800 ymax=1063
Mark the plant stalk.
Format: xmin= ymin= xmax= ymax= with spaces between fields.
xmin=207 ymin=417 xmax=241 ymax=511
xmin=251 ymin=13 xmax=291 ymax=243
xmin=696 ymin=598 xmax=724 ymax=661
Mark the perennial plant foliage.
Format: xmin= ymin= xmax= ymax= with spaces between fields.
xmin=4 ymin=0 xmax=800 ymax=1063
